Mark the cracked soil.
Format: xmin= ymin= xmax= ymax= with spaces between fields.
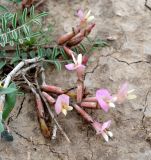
xmin=1 ymin=0 xmax=151 ymax=159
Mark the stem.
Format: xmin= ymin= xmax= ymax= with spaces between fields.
xmin=36 ymin=66 xmax=71 ymax=143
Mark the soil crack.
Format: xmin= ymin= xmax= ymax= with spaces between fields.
xmin=111 ymin=56 xmax=150 ymax=65
xmin=142 ymin=90 xmax=151 ymax=134
xmin=16 ymin=94 xmax=26 ymax=118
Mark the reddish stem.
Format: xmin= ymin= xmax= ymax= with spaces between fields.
xmin=83 ymin=97 xmax=97 ymax=102
xmin=80 ymin=101 xmax=98 ymax=109
xmin=73 ymin=104 xmax=93 ymax=123
xmin=63 ymin=46 xmax=76 ymax=57
xmin=42 ymin=92 xmax=55 ymax=104
xmin=77 ymin=80 xmax=84 ymax=103
xmin=41 ymin=84 xmax=65 ymax=94
xmin=35 ymin=94 xmax=45 ymax=118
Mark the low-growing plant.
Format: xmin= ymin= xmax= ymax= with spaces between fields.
xmin=0 ymin=3 xmax=134 ymax=144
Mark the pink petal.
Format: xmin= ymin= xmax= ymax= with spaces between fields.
xmin=59 ymin=94 xmax=70 ymax=106
xmin=101 ymin=120 xmax=111 ymax=131
xmin=96 ymin=89 xmax=112 ymax=112
xmin=65 ymin=63 xmax=76 ymax=70
xmin=116 ymin=82 xmax=128 ymax=103
xmin=96 ymin=89 xmax=112 ymax=99
xmin=76 ymin=9 xmax=84 ymax=19
xmin=118 ymin=82 xmax=128 ymax=96
xmin=55 ymin=96 xmax=62 ymax=115
xmin=97 ymin=98 xmax=109 ymax=112
xmin=55 ymin=94 xmax=70 ymax=114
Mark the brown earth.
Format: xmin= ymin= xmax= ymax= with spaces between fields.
xmin=1 ymin=0 xmax=151 ymax=159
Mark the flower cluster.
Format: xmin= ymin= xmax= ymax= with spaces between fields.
xmin=41 ymin=9 xmax=136 ymax=142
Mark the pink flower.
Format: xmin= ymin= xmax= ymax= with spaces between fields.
xmin=65 ymin=54 xmax=86 ymax=80
xmin=65 ymin=53 xmax=85 ymax=70
xmin=96 ymin=89 xmax=115 ymax=112
xmin=76 ymin=9 xmax=94 ymax=29
xmin=92 ymin=120 xmax=113 ymax=142
xmin=55 ymin=94 xmax=73 ymax=116
xmin=114 ymin=82 xmax=137 ymax=104
xmin=76 ymin=9 xmax=94 ymax=22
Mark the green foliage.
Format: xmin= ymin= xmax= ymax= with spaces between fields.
xmin=0 ymin=5 xmax=8 ymax=14
xmin=5 ymin=0 xmax=22 ymax=4
xmin=0 ymin=6 xmax=48 ymax=47
xmin=0 ymin=121 xmax=4 ymax=133
xmin=0 ymin=86 xmax=17 ymax=95
xmin=2 ymin=83 xmax=17 ymax=121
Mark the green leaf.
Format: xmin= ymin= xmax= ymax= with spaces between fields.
xmin=9 ymin=41 xmax=14 ymax=46
xmin=2 ymin=34 xmax=7 ymax=44
xmin=79 ymin=43 xmax=87 ymax=53
xmin=29 ymin=51 xmax=36 ymax=58
xmin=0 ymin=122 xmax=4 ymax=133
xmin=19 ymin=39 xmax=24 ymax=44
xmin=30 ymin=6 xmax=35 ymax=18
xmin=38 ymin=47 xmax=43 ymax=57
xmin=21 ymin=52 xmax=27 ymax=59
xmin=23 ymin=25 xmax=30 ymax=36
xmin=34 ymin=12 xmax=48 ymax=19
xmin=0 ymin=61 xmax=6 ymax=70
xmin=12 ymin=13 xmax=17 ymax=29
xmin=12 ymin=30 xmax=18 ymax=40
xmin=0 ymin=87 xmax=17 ymax=95
xmin=33 ymin=19 xmax=41 ymax=25
xmin=93 ymin=39 xmax=108 ymax=47
xmin=2 ymin=16 xmax=7 ymax=32
xmin=22 ymin=8 xmax=27 ymax=23
xmin=60 ymin=48 xmax=68 ymax=60
xmin=46 ymin=48 xmax=52 ymax=59
xmin=2 ymin=83 xmax=17 ymax=120
xmin=51 ymin=47 xmax=59 ymax=60
xmin=54 ymin=61 xmax=61 ymax=71
xmin=0 ymin=5 xmax=8 ymax=13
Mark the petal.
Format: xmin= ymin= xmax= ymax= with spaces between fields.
xmin=101 ymin=131 xmax=109 ymax=142
xmin=97 ymin=98 xmax=109 ymax=112
xmin=65 ymin=63 xmax=76 ymax=70
xmin=71 ymin=53 xmax=77 ymax=65
xmin=55 ymin=96 xmax=62 ymax=115
xmin=107 ymin=131 xmax=113 ymax=138
xmin=118 ymin=82 xmax=128 ymax=96
xmin=59 ymin=94 xmax=70 ymax=106
xmin=108 ymin=102 xmax=115 ymax=108
xmin=127 ymin=89 xmax=135 ymax=94
xmin=87 ymin=16 xmax=94 ymax=22
xmin=111 ymin=96 xmax=117 ymax=102
xmin=77 ymin=54 xmax=82 ymax=65
xmin=127 ymin=94 xmax=137 ymax=100
xmin=96 ymin=89 xmax=112 ymax=100
xmin=66 ymin=105 xmax=73 ymax=111
xmin=101 ymin=120 xmax=111 ymax=131
xmin=85 ymin=10 xmax=91 ymax=19
xmin=62 ymin=109 xmax=67 ymax=116
xmin=76 ymin=9 xmax=84 ymax=19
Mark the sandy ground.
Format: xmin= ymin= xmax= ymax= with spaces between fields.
xmin=1 ymin=0 xmax=151 ymax=159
